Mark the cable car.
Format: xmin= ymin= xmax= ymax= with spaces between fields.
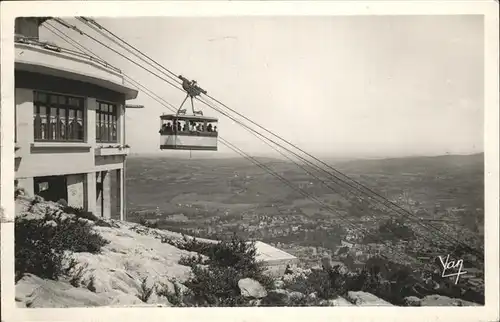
xmin=159 ymin=75 xmax=218 ymax=151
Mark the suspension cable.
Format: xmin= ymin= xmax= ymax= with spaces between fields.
xmin=49 ymin=18 xmax=484 ymax=261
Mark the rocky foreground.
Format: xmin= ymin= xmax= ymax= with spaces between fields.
xmin=14 ymin=196 xmax=478 ymax=308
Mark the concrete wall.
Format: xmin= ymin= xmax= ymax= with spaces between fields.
xmin=67 ymin=174 xmax=86 ymax=209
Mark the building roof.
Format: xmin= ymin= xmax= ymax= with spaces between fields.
xmin=15 ymin=39 xmax=139 ymax=100
xmin=160 ymin=114 xmax=218 ymax=122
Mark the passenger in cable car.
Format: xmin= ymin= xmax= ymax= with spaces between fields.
xmin=190 ymin=121 xmax=197 ymax=132
xmin=207 ymin=123 xmax=213 ymax=132
xmin=166 ymin=122 xmax=172 ymax=132
xmin=176 ymin=121 xmax=182 ymax=131
xmin=182 ymin=122 xmax=188 ymax=132
xmin=159 ymin=123 xmax=167 ymax=134
xmin=196 ymin=123 xmax=202 ymax=131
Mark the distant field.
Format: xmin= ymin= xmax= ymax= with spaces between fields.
xmin=124 ymin=152 xmax=485 ymax=268
xmin=126 ymin=153 xmax=484 ymax=216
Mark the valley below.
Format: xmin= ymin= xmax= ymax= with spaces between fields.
xmin=125 ymin=153 xmax=485 ymax=302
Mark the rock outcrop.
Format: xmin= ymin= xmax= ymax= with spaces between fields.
xmin=14 ymin=196 xmax=481 ymax=308
xmin=238 ymin=278 xmax=268 ymax=299
xmin=16 ymin=274 xmax=112 ymax=308
xmin=15 ymin=196 xmax=197 ymax=308
xmin=405 ymin=294 xmax=480 ymax=307
xmin=345 ymin=291 xmax=393 ymax=306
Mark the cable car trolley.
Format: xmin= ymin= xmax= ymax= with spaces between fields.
xmin=159 ymin=75 xmax=218 ymax=151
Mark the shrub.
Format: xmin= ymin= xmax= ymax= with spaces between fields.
xmin=15 ymin=218 xmax=67 ymax=281
xmin=283 ymin=264 xmax=350 ymax=301
xmin=62 ymin=206 xmax=100 ymax=222
xmin=158 ymin=281 xmax=183 ymax=306
xmin=177 ymin=235 xmax=270 ymax=282
xmin=184 ymin=265 xmax=247 ymax=306
xmin=68 ymin=262 xmax=88 ymax=287
xmin=138 ymin=277 xmax=154 ymax=303
xmin=87 ymin=275 xmax=96 ymax=292
xmin=138 ymin=217 xmax=159 ymax=229
xmin=15 ymin=210 xmax=109 ymax=281
xmin=178 ymin=254 xmax=205 ymax=267
xmin=342 ymin=257 xmax=423 ymax=305
xmin=176 ymin=234 xmax=274 ymax=306
xmin=175 ymin=235 xmax=215 ymax=254
xmin=48 ymin=216 xmax=109 ymax=254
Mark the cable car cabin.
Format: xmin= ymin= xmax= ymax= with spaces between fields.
xmin=159 ymin=114 xmax=218 ymax=151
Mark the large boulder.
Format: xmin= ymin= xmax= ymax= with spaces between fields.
xmin=238 ymin=278 xmax=267 ymax=299
xmin=109 ymin=294 xmax=143 ymax=306
xmin=146 ymin=288 xmax=172 ymax=306
xmin=418 ymin=295 xmax=479 ymax=306
xmin=57 ymin=221 xmax=194 ymax=296
xmin=16 ymin=274 xmax=111 ymax=308
xmin=404 ymin=296 xmax=422 ymax=306
xmin=14 ymin=198 xmax=199 ymax=308
xmin=324 ymin=296 xmax=355 ymax=306
xmin=346 ymin=291 xmax=393 ymax=306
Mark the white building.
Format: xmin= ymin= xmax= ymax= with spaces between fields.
xmin=14 ymin=17 xmax=142 ymax=220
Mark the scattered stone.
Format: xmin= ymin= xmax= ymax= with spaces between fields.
xmin=419 ymin=295 xmax=479 ymax=306
xmin=325 ymin=296 xmax=355 ymax=306
xmin=261 ymin=289 xmax=289 ymax=306
xmin=238 ymin=278 xmax=267 ymax=299
xmin=273 ymin=279 xmax=285 ymax=289
xmin=109 ymin=294 xmax=144 ymax=306
xmin=16 ymin=274 xmax=109 ymax=308
xmin=288 ymin=291 xmax=305 ymax=301
xmin=346 ymin=291 xmax=393 ymax=306
xmin=249 ymin=299 xmax=262 ymax=306
xmin=307 ymin=292 xmax=318 ymax=301
xmin=404 ymin=296 xmax=421 ymax=306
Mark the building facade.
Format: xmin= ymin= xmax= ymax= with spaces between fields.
xmin=14 ymin=17 xmax=140 ymax=220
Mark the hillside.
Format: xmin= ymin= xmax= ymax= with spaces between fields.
xmin=14 ymin=193 xmax=480 ymax=308
xmin=126 ymin=152 xmax=484 ymax=214
xmin=125 ymin=153 xmax=484 ymax=267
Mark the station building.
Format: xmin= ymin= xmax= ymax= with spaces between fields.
xmin=14 ymin=17 xmax=141 ymax=220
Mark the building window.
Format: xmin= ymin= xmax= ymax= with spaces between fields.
xmin=96 ymin=101 xmax=118 ymax=143
xmin=33 ymin=92 xmax=85 ymax=142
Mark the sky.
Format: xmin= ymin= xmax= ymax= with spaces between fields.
xmin=39 ymin=15 xmax=484 ymax=159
